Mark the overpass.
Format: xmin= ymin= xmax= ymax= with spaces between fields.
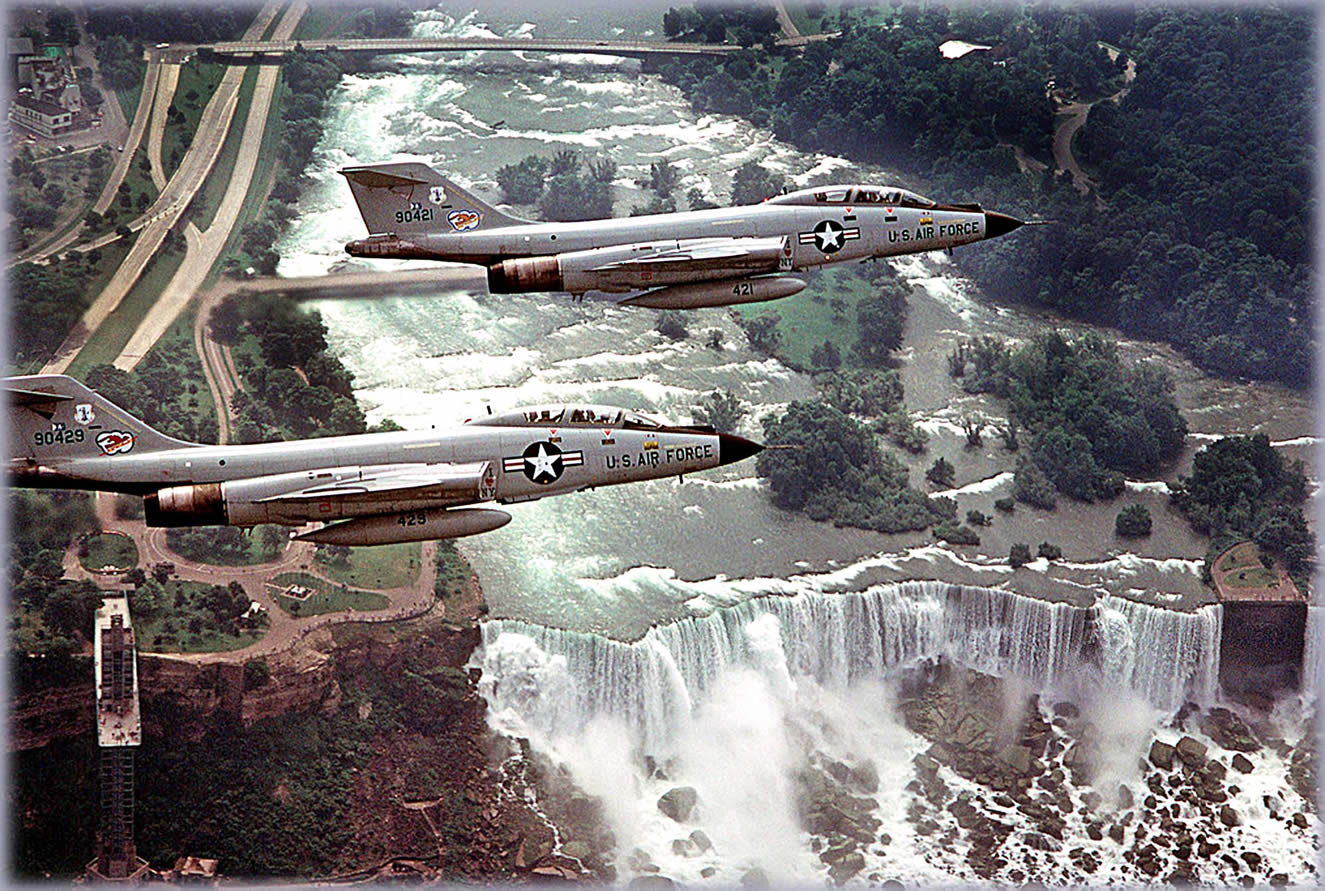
xmin=191 ymin=33 xmax=836 ymax=62
xmin=198 ymin=36 xmax=742 ymax=60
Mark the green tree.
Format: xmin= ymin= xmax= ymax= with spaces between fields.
xmin=1009 ymin=543 xmax=1033 ymax=567
xmin=1115 ymin=503 xmax=1152 ymax=537
xmin=729 ymin=161 xmax=786 ymax=205
xmin=925 ymin=456 xmax=955 ymax=489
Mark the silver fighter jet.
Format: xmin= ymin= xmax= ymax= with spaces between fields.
xmin=8 ymin=375 xmax=763 ymax=547
xmin=340 ymin=161 xmax=1027 ymax=309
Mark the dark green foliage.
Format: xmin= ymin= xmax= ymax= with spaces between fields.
xmin=816 ymin=368 xmax=902 ymax=417
xmin=729 ymin=160 xmax=787 ymax=205
xmin=851 ymin=281 xmax=909 ymax=366
xmin=496 ymin=155 xmax=549 ymax=204
xmin=10 ymin=263 xmax=95 ymax=365
xmin=810 ymin=339 xmax=842 ymax=371
xmin=1037 ymin=541 xmax=1062 ymax=560
xmin=243 ymin=658 xmax=271 ymax=690
xmin=1012 ymin=456 xmax=1057 ymax=510
xmin=757 ymin=401 xmax=952 ymax=533
xmin=662 ymin=7 xmax=1311 ymax=387
xmin=692 ymin=390 xmax=745 ymax=434
xmin=1170 ymin=434 xmax=1313 ymax=573
xmin=1009 ymin=543 xmax=1033 ymax=567
xmin=224 ymin=297 xmax=365 ymax=440
xmin=994 ymin=497 xmax=1015 ymax=513
xmin=935 ymin=523 xmax=980 ymax=546
xmin=967 ymin=510 xmax=990 ymax=527
xmin=645 ymin=158 xmax=681 ymax=197
xmin=737 ymin=313 xmax=781 ymax=354
xmin=1115 ymin=503 xmax=1152 ymax=538
xmin=925 ymin=456 xmax=955 ymax=489
xmin=956 ymin=332 xmax=1184 ymax=500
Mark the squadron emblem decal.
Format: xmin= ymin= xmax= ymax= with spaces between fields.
xmin=73 ymin=403 xmax=94 ymax=425
xmin=429 ymin=185 xmax=447 ymax=205
xmin=799 ymin=219 xmax=860 ymax=254
xmin=448 ymin=209 xmax=482 ymax=231
xmin=96 ymin=430 xmax=136 ymax=455
xmin=503 ymin=441 xmax=584 ymax=485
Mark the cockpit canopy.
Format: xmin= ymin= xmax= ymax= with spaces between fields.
xmin=469 ymin=405 xmax=667 ymax=429
xmin=766 ymin=185 xmax=937 ymax=209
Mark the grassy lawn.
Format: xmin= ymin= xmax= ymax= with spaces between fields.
xmin=1225 ymin=566 xmax=1280 ymax=588
xmin=115 ymin=81 xmax=143 ymax=125
xmin=269 ymin=572 xmax=391 ymax=617
xmin=136 ymin=579 xmax=265 ymax=653
xmin=734 ymin=264 xmax=877 ymax=369
xmin=67 ymin=242 xmax=188 ymax=376
xmin=161 ymin=61 xmax=226 ymax=182
xmin=1218 ymin=542 xmax=1258 ymax=572
xmin=79 ymin=532 xmax=138 ymax=572
xmin=313 ymin=542 xmax=423 ymax=590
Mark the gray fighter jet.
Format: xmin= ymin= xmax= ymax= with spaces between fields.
xmin=8 ymin=375 xmax=762 ymax=547
xmin=340 ymin=161 xmax=1028 ymax=309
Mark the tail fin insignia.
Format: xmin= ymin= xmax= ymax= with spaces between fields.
xmin=7 ymin=375 xmax=194 ymax=464
xmin=339 ymin=162 xmax=528 ymax=236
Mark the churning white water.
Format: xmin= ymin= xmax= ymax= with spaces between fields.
xmin=473 ymin=582 xmax=1236 ymax=882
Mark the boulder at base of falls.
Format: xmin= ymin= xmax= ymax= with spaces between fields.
xmin=741 ymin=867 xmax=769 ymax=888
xmin=562 ymin=840 xmax=592 ymax=862
xmin=848 ymin=760 xmax=880 ymax=793
xmin=688 ymin=829 xmax=712 ymax=852
xmin=629 ymin=876 xmax=675 ymax=890
xmin=1231 ymin=753 xmax=1254 ymax=774
xmin=657 ymin=787 xmax=698 ymax=822
xmin=1175 ymin=736 xmax=1208 ymax=768
xmin=828 ymin=852 xmax=866 ymax=885
xmin=1220 ymin=805 xmax=1241 ymax=827
xmin=1149 ymin=740 xmax=1176 ymax=770
xmin=1200 ymin=707 xmax=1263 ymax=753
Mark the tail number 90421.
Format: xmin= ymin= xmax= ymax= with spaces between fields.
xmin=395 ymin=207 xmax=434 ymax=224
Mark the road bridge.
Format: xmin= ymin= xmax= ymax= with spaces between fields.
xmin=191 ymin=34 xmax=834 ymax=62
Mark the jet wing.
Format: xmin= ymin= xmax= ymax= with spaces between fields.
xmin=257 ymin=461 xmax=493 ymax=504
xmin=587 ymin=237 xmax=785 ymax=273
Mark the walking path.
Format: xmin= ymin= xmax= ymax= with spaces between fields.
xmin=69 ymin=493 xmax=442 ymax=664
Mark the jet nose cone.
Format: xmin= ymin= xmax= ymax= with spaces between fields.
xmin=984 ymin=211 xmax=1024 ymax=240
xmin=717 ymin=432 xmax=764 ymax=467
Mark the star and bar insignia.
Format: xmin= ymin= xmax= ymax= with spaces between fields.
xmin=798 ymin=219 xmax=860 ymax=254
xmin=503 ymin=441 xmax=584 ymax=485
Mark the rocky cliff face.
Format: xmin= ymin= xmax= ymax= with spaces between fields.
xmin=11 ymin=622 xmax=480 ymax=750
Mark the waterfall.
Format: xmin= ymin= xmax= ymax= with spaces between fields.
xmin=476 ymin=581 xmax=1223 ymax=752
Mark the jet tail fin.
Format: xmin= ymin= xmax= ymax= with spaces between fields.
xmin=7 ymin=375 xmax=195 ymax=465
xmin=339 ymin=162 xmax=530 ymax=236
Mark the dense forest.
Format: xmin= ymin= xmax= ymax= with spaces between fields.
xmin=660 ymin=5 xmax=1313 ymax=386
xmin=209 ymin=294 xmax=370 ymax=441
xmin=949 ymin=331 xmax=1187 ymax=503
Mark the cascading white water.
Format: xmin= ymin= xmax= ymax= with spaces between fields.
xmin=476 ymin=582 xmax=1223 ymax=753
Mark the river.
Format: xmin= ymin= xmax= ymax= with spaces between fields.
xmin=274 ymin=3 xmax=1318 ymax=884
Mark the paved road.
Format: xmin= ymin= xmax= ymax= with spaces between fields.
xmin=40 ymin=1 xmax=286 ymax=375
xmin=1052 ymin=43 xmax=1137 ymax=197
xmin=772 ymin=0 xmax=802 ymax=40
xmin=202 ymin=35 xmax=744 ymax=58
xmin=70 ymin=492 xmax=443 ymax=664
xmin=114 ymin=1 xmax=309 ymax=372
